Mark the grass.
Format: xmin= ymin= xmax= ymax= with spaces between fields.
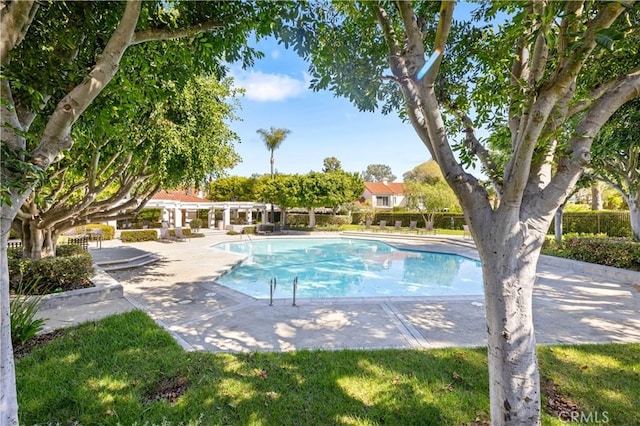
xmin=16 ymin=311 xmax=639 ymax=425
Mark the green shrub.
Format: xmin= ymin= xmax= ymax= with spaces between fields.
xmin=9 ymin=249 xmax=94 ymax=295
xmin=549 ymin=212 xmax=631 ymax=237
xmin=543 ymin=235 xmax=640 ymax=271
xmin=226 ymin=230 xmax=241 ymax=235
xmin=243 ymin=226 xmax=256 ymax=234
xmin=10 ymin=284 xmax=45 ymax=346
xmin=56 ymin=244 xmax=85 ymax=257
xmin=189 ymin=218 xmax=203 ymax=231
xmin=168 ymin=228 xmax=192 ymax=238
xmin=85 ymin=224 xmax=115 ymax=240
xmin=120 ymin=230 xmax=158 ymax=242
xmin=190 ymin=232 xmax=205 ymax=238
xmin=287 ymin=214 xmax=352 ymax=227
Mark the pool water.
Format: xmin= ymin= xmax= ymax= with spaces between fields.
xmin=212 ymin=238 xmax=483 ymax=299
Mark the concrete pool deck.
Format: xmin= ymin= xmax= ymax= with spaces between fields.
xmin=37 ymin=231 xmax=640 ymax=352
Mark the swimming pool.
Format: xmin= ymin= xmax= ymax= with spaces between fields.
xmin=212 ymin=238 xmax=483 ymax=299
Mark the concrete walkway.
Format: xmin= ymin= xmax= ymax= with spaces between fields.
xmin=36 ymin=232 xmax=640 ymax=352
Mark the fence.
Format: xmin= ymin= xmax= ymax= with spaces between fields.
xmin=6 ymin=236 xmax=89 ymax=252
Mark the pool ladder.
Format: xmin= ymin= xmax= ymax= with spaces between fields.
xmin=268 ymin=276 xmax=298 ymax=306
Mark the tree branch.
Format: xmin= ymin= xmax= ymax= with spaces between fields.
xmin=131 ymin=17 xmax=223 ymax=45
xmin=0 ymin=0 xmax=38 ymax=67
xmin=530 ymin=69 xmax=640 ymax=215
xmin=31 ymin=0 xmax=142 ymax=170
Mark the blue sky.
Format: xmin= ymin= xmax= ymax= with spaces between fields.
xmin=227 ymin=37 xmax=435 ymax=180
xmin=227 ymin=2 xmax=495 ymax=181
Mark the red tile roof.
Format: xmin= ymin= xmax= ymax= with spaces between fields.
xmin=151 ymin=190 xmax=208 ymax=203
xmin=364 ymin=182 xmax=405 ymax=195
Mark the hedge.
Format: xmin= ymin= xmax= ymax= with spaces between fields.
xmin=120 ymin=230 xmax=158 ymax=242
xmin=8 ymin=247 xmax=94 ymax=295
xmin=351 ymin=212 xmax=466 ymax=230
xmin=549 ymin=211 xmax=631 ymax=238
xmin=85 ymin=224 xmax=115 ymax=240
xmin=349 ymin=210 xmax=631 ymax=236
xmin=287 ymin=214 xmax=352 ymax=227
xmin=543 ymin=235 xmax=640 ymax=271
xmin=169 ymin=228 xmax=192 ymax=237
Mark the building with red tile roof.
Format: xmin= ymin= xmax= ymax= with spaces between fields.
xmin=362 ymin=179 xmax=406 ymax=209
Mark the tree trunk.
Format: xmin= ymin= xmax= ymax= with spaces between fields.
xmin=554 ymin=204 xmax=564 ymax=243
xmin=308 ymin=208 xmax=316 ymax=228
xmin=475 ymin=219 xmax=545 ymax=425
xmin=591 ymin=182 xmax=603 ymax=210
xmin=1 ymin=214 xmax=20 ymax=425
xmin=21 ymin=219 xmax=57 ymax=260
xmin=628 ymin=192 xmax=640 ymax=241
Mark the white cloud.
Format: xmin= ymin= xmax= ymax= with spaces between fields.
xmin=234 ymin=71 xmax=307 ymax=102
xmin=270 ymin=50 xmax=281 ymax=59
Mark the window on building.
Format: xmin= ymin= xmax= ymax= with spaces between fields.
xmin=376 ymin=196 xmax=390 ymax=207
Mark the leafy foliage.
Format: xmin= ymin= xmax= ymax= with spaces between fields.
xmin=362 ymin=164 xmax=396 ymax=182
xmin=10 ymin=287 xmax=45 ymax=347
xmin=542 ymin=235 xmax=640 ymax=271
xmin=9 ymin=248 xmax=94 ymax=295
xmin=120 ymin=230 xmax=159 ymax=243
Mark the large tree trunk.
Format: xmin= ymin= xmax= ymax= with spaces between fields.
xmin=475 ymin=219 xmax=545 ymax=425
xmin=21 ymin=219 xmax=57 ymax=260
xmin=1 ymin=227 xmax=18 ymax=426
xmin=1 ymin=196 xmax=28 ymax=425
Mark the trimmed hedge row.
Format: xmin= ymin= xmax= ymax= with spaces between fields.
xmin=550 ymin=211 xmax=631 ymax=237
xmin=543 ymin=235 xmax=640 ymax=271
xmin=349 ymin=211 xmax=632 ymax=236
xmin=9 ymin=245 xmax=94 ymax=295
xmin=351 ymin=212 xmax=467 ymax=230
xmin=287 ymin=214 xmax=352 ymax=227
xmin=120 ymin=230 xmax=158 ymax=242
xmin=85 ymin=224 xmax=115 ymax=240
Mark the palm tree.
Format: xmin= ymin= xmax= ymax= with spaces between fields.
xmin=256 ymin=127 xmax=291 ymax=223
xmin=257 ymin=127 xmax=291 ymax=179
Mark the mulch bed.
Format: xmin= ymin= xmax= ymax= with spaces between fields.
xmin=13 ymin=329 xmax=66 ymax=359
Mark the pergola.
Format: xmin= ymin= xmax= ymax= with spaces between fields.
xmin=143 ymin=191 xmax=272 ymax=230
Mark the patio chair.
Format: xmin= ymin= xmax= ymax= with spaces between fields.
xmin=409 ymin=220 xmax=419 ymax=234
xmin=174 ymin=227 xmax=189 ymax=241
xmin=393 ymin=220 xmax=402 ymax=232
xmin=378 ymin=220 xmax=387 ymax=231
xmin=159 ymin=226 xmax=170 ymax=240
xmin=364 ymin=219 xmax=372 ymax=230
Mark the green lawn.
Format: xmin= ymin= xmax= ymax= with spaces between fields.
xmin=16 ymin=311 xmax=639 ymax=425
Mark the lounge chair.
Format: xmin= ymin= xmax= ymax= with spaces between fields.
xmin=378 ymin=220 xmax=387 ymax=231
xmin=393 ymin=220 xmax=402 ymax=232
xmin=409 ymin=220 xmax=419 ymax=234
xmin=174 ymin=227 xmax=189 ymax=241
xmin=364 ymin=219 xmax=372 ymax=230
xmin=159 ymin=226 xmax=170 ymax=240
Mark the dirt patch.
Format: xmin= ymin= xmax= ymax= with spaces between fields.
xmin=541 ymin=377 xmax=581 ymax=420
xmin=13 ymin=329 xmax=66 ymax=359
xmin=144 ymin=375 xmax=190 ymax=405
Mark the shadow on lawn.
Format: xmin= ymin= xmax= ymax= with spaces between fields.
xmin=18 ymin=311 xmax=637 ymax=425
xmin=16 ymin=310 xmax=491 ymax=425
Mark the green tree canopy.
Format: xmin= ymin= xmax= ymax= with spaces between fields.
xmin=274 ymin=1 xmax=640 ymax=423
xmin=362 ymin=164 xmax=396 ymax=182
xmin=403 ymin=160 xmax=445 ymax=184
xmin=322 ymin=156 xmax=343 ymax=173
